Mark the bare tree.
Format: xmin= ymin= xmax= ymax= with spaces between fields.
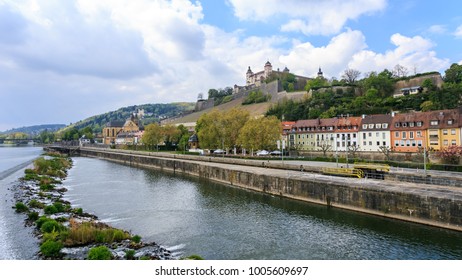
xmin=341 ymin=69 xmax=361 ymax=84
xmin=318 ymin=143 xmax=332 ymax=157
xmin=392 ymin=64 xmax=408 ymax=78
xmin=347 ymin=145 xmax=361 ymax=159
xmin=379 ymin=146 xmax=393 ymax=161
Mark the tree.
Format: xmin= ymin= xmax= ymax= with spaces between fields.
xmin=162 ymin=124 xmax=181 ymax=148
xmin=393 ymin=64 xmax=408 ymax=78
xmin=238 ymin=116 xmax=281 ymax=152
xmin=379 ymin=146 xmax=393 ymax=161
xmin=444 ymin=63 xmax=462 ymax=84
xmin=319 ymin=143 xmax=332 ymax=157
xmin=420 ymin=101 xmax=435 ymax=112
xmin=438 ymin=146 xmax=462 ymax=164
xmin=142 ymin=123 xmax=163 ymax=150
xmin=341 ymin=69 xmax=361 ymax=84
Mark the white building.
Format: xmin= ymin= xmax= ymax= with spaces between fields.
xmin=358 ymin=114 xmax=393 ymax=152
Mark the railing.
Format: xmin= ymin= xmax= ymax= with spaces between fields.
xmin=321 ymin=167 xmax=364 ymax=178
xmin=353 ymin=162 xmax=390 ymax=173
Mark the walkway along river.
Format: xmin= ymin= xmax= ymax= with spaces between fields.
xmin=70 ymin=147 xmax=462 ymax=232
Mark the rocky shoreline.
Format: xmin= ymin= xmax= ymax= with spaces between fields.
xmin=12 ymin=153 xmax=175 ymax=260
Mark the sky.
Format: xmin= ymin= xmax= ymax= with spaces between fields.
xmin=1 ymin=0 xmax=462 ymax=131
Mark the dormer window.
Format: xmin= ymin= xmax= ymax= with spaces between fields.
xmin=416 ymin=121 xmax=423 ymax=127
xmin=368 ymin=124 xmax=374 ymax=129
xmin=376 ymin=123 xmax=381 ymax=129
xmin=383 ymin=123 xmax=388 ymax=129
xmin=395 ymin=123 xmax=400 ymax=128
xmin=402 ymin=122 xmax=407 ymax=127
xmin=409 ymin=122 xmax=414 ymax=127
xmin=448 ymin=119 xmax=454 ymax=125
xmin=430 ymin=120 xmax=438 ymax=126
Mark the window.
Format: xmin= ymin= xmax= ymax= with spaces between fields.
xmin=395 ymin=131 xmax=399 ymax=138
xmin=353 ymin=134 xmax=356 ymax=138
xmin=363 ymin=141 xmax=367 ymax=146
xmin=376 ymin=141 xmax=380 ymax=146
xmin=443 ymin=129 xmax=448 ymax=135
xmin=406 ymin=140 xmax=410 ymax=146
xmin=395 ymin=123 xmax=400 ymax=128
xmin=362 ymin=124 xmax=367 ymax=129
xmin=394 ymin=140 xmax=399 ymax=147
xmin=363 ymin=133 xmax=366 ymax=139
xmin=376 ymin=124 xmax=382 ymax=129
xmin=409 ymin=131 xmax=414 ymax=139
xmin=368 ymin=132 xmax=372 ymax=137
xmin=448 ymin=119 xmax=453 ymax=125
xmin=368 ymin=124 xmax=374 ymax=129
xmin=383 ymin=141 xmax=386 ymax=146
xmin=402 ymin=131 xmax=406 ymax=139
xmin=411 ymin=140 xmax=416 ymax=147
xmin=451 ymin=129 xmax=456 ymax=135
xmin=383 ymin=123 xmax=388 ymax=129
xmin=382 ymin=132 xmax=386 ymax=139
xmin=417 ymin=122 xmax=423 ymax=127
xmin=409 ymin=122 xmax=414 ymax=127
xmin=417 ymin=131 xmax=422 ymax=137
xmin=444 ymin=140 xmax=448 ymax=146
xmin=417 ymin=140 xmax=422 ymax=147
xmin=452 ymin=140 xmax=457 ymax=146
xmin=376 ymin=132 xmax=379 ymax=137
xmin=430 ymin=120 xmax=438 ymax=126
xmin=402 ymin=122 xmax=407 ymax=127
xmin=369 ymin=141 xmax=372 ymax=146
xmin=400 ymin=140 xmax=405 ymax=146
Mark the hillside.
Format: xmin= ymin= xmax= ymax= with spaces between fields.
xmin=1 ymin=124 xmax=66 ymax=135
xmin=61 ymin=102 xmax=195 ymax=133
xmin=169 ymin=91 xmax=308 ymax=124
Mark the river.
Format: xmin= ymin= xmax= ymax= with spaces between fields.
xmin=2 ymin=147 xmax=462 ymax=259
xmin=63 ymin=156 xmax=462 ymax=260
xmin=0 ymin=145 xmax=43 ymax=259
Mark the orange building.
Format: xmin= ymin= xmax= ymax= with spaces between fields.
xmin=390 ymin=112 xmax=428 ymax=152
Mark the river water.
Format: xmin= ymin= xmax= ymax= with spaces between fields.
xmin=2 ymin=147 xmax=462 ymax=260
xmin=64 ymin=157 xmax=462 ymax=260
xmin=0 ymin=145 xmax=43 ymax=259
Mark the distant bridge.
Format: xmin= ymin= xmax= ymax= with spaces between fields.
xmin=0 ymin=138 xmax=38 ymax=144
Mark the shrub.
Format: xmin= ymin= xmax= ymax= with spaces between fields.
xmin=88 ymin=246 xmax=112 ymax=260
xmin=126 ymin=249 xmax=135 ymax=260
xmin=40 ymin=240 xmax=63 ymax=258
xmin=44 ymin=205 xmax=58 ymax=215
xmin=41 ymin=220 xmax=65 ymax=233
xmin=36 ymin=216 xmax=54 ymax=229
xmin=183 ymin=254 xmax=204 ymax=260
xmin=40 ymin=183 xmax=55 ymax=191
xmin=53 ymin=202 xmax=66 ymax=213
xmin=28 ymin=199 xmax=45 ymax=209
xmin=28 ymin=211 xmax=39 ymax=221
xmin=131 ymin=235 xmax=141 ymax=244
xmin=73 ymin=208 xmax=83 ymax=215
xmin=14 ymin=202 xmax=29 ymax=213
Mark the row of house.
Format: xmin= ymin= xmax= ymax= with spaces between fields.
xmin=283 ymin=108 xmax=462 ymax=153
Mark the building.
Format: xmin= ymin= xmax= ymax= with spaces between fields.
xmin=245 ymin=60 xmax=312 ymax=88
xmin=335 ymin=116 xmax=361 ymax=152
xmin=291 ymin=118 xmax=337 ymax=151
xmin=390 ymin=112 xmax=428 ymax=152
xmin=425 ymin=109 xmax=462 ymax=150
xmin=103 ymin=114 xmax=144 ymax=145
xmin=102 ymin=120 xmax=125 ymax=145
xmin=358 ymin=114 xmax=392 ymax=152
xmin=281 ymin=121 xmax=296 ymax=149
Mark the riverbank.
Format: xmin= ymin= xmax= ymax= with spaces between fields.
xmin=12 ymin=152 xmax=174 ymax=260
xmin=71 ymin=147 xmax=462 ymax=232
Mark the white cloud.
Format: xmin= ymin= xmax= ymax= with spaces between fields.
xmin=428 ymin=25 xmax=447 ymax=34
xmin=349 ymin=33 xmax=449 ymax=75
xmin=229 ymin=0 xmax=386 ymax=35
xmin=455 ymin=25 xmax=462 ymax=38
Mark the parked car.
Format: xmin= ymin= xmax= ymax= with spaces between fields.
xmin=256 ymin=150 xmax=269 ymax=156
xmin=270 ymin=150 xmax=282 ymax=156
xmin=213 ymin=149 xmax=225 ymax=154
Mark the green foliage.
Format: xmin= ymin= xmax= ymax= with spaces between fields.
xmin=444 ymin=63 xmax=462 ymax=84
xmin=126 ymin=249 xmax=136 ymax=260
xmin=14 ymin=202 xmax=29 ymax=213
xmin=36 ymin=216 xmax=54 ymax=229
xmin=41 ymin=220 xmax=65 ymax=233
xmin=131 ymin=235 xmax=142 ymax=244
xmin=88 ymin=246 xmax=112 ymax=260
xmin=182 ymin=254 xmax=205 ymax=260
xmin=242 ymin=90 xmax=270 ymax=105
xmin=44 ymin=205 xmax=58 ymax=215
xmin=63 ymin=222 xmax=130 ymax=246
xmin=40 ymin=240 xmax=63 ymax=258
xmin=28 ymin=211 xmax=39 ymax=221
xmin=28 ymin=199 xmax=45 ymax=209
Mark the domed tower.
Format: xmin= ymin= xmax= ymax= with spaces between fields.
xmin=264 ymin=60 xmax=273 ymax=78
xmin=317 ymin=67 xmax=324 ymax=78
xmin=246 ymin=66 xmax=253 ymax=85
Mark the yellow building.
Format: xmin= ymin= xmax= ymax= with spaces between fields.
xmin=103 ymin=115 xmax=143 ymax=145
xmin=425 ymin=109 xmax=461 ymax=151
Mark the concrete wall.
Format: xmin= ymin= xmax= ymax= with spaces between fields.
xmin=76 ymin=147 xmax=462 ymax=232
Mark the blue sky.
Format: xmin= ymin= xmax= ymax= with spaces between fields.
xmin=1 ymin=0 xmax=461 ymax=131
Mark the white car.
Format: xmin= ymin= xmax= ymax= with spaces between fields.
xmin=256 ymin=150 xmax=269 ymax=156
xmin=270 ymin=150 xmax=282 ymax=156
xmin=213 ymin=149 xmax=225 ymax=154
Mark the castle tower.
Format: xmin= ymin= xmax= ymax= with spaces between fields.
xmin=317 ymin=67 xmax=323 ymax=78
xmin=264 ymin=60 xmax=273 ymax=78
xmin=246 ymin=66 xmax=253 ymax=85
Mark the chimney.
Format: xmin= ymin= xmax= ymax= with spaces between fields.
xmin=362 ymin=114 xmax=366 ymax=119
xmin=391 ymin=111 xmax=395 ymax=117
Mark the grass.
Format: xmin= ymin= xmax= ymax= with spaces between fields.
xmin=14 ymin=202 xmax=29 ymax=213
xmin=40 ymin=240 xmax=63 ymax=258
xmin=87 ymin=246 xmax=112 ymax=260
xmin=62 ymin=219 xmax=130 ymax=246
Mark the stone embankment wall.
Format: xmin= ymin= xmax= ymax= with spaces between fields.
xmin=73 ymin=147 xmax=462 ymax=232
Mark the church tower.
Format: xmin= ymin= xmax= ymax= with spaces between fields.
xmin=317 ymin=67 xmax=324 ymax=78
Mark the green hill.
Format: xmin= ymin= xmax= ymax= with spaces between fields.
xmin=1 ymin=124 xmax=66 ymax=135
xmin=61 ymin=102 xmax=195 ymax=133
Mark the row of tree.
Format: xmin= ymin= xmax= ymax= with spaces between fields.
xmin=141 ymin=123 xmax=190 ymax=151
xmin=195 ymin=108 xmax=281 ymax=153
